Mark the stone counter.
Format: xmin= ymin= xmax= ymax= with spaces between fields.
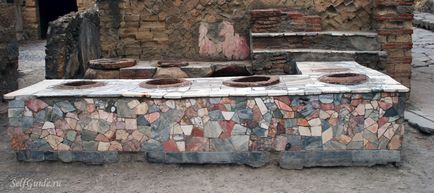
xmin=5 ymin=62 xmax=409 ymax=169
xmin=6 ymin=62 xmax=408 ymax=100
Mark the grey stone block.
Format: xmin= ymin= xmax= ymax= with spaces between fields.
xmin=303 ymin=151 xmax=352 ymax=167
xmin=15 ymin=151 xmax=45 ymax=162
xmin=44 ymin=152 xmax=59 ymax=161
xmin=197 ymin=152 xmax=233 ymax=164
xmin=279 ymin=151 xmax=305 ymax=170
xmin=161 ymin=152 xmax=270 ymax=167
xmin=9 ymin=100 xmax=25 ymax=108
xmin=72 ymin=152 xmax=118 ymax=164
xmin=59 ymin=151 xmax=73 ymax=162
xmin=279 ymin=150 xmax=400 ymax=169
xmin=235 ymin=152 xmax=270 ymax=168
xmin=351 ymin=150 xmax=400 ymax=166
xmin=146 ymin=151 xmax=165 ymax=163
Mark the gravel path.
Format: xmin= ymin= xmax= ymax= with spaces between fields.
xmin=410 ymin=28 xmax=434 ymax=116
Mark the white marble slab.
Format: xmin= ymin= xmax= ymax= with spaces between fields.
xmin=4 ymin=61 xmax=409 ymax=100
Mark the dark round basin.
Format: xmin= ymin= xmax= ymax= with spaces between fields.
xmin=223 ymin=75 xmax=280 ymax=87
xmin=319 ymin=73 xmax=368 ymax=85
xmin=54 ymin=81 xmax=106 ymax=89
xmin=140 ymin=78 xmax=191 ymax=89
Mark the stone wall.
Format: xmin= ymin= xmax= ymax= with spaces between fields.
xmin=374 ymin=0 xmax=415 ymax=87
xmin=77 ymin=0 xmax=96 ymax=11
xmin=45 ymin=8 xmax=101 ymax=79
xmin=0 ymin=3 xmax=19 ymax=100
xmin=97 ymin=0 xmax=374 ymax=60
xmin=22 ymin=0 xmax=39 ymax=39
xmin=415 ymin=0 xmax=434 ymax=13
xmin=95 ymin=0 xmax=415 ymax=87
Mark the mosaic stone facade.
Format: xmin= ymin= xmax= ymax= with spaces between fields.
xmin=8 ymin=92 xmax=406 ymax=167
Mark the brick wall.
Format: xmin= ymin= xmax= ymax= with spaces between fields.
xmin=77 ymin=0 xmax=96 ymax=11
xmin=375 ymin=0 xmax=414 ymax=87
xmin=250 ymin=9 xmax=322 ymax=33
xmin=97 ymin=0 xmax=374 ymax=60
xmin=0 ymin=3 xmax=18 ymax=100
xmin=22 ymin=0 xmax=39 ymax=39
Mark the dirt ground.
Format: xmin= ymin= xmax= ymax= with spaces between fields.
xmin=0 ymin=28 xmax=433 ymax=192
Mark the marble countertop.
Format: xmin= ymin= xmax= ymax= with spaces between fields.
xmin=4 ymin=61 xmax=409 ymax=100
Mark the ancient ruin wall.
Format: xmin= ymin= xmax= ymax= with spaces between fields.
xmin=45 ymin=9 xmax=101 ymax=79
xmin=97 ymin=0 xmax=375 ymax=60
xmin=21 ymin=0 xmax=96 ymax=39
xmin=0 ymin=3 xmax=19 ymax=100
xmin=96 ymin=0 xmax=415 ymax=87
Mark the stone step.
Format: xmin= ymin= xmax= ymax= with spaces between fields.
xmin=250 ymin=31 xmax=379 ymax=51
xmin=251 ymin=48 xmax=387 ymax=74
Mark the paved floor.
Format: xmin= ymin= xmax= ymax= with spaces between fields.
xmin=414 ymin=12 xmax=434 ymax=31
xmin=17 ymin=40 xmax=46 ymax=89
xmin=410 ymin=28 xmax=434 ymax=116
xmin=0 ymin=29 xmax=433 ymax=192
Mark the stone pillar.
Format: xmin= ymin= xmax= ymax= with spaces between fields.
xmin=375 ymin=0 xmax=415 ymax=87
xmin=0 ymin=2 xmax=19 ymax=100
xmin=14 ymin=0 xmax=24 ymax=40
xmin=22 ymin=0 xmax=39 ymax=39
xmin=97 ymin=0 xmax=122 ymax=58
xmin=45 ymin=9 xmax=101 ymax=79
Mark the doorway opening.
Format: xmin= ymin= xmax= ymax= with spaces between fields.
xmin=37 ymin=0 xmax=78 ymax=39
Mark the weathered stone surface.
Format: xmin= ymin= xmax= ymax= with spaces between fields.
xmin=153 ymin=67 xmax=189 ymax=79
xmin=280 ymin=150 xmax=400 ymax=169
xmin=204 ymin=121 xmax=223 ymax=138
xmin=120 ymin=67 xmax=156 ymax=79
xmin=405 ymin=110 xmax=434 ymax=135
xmin=26 ymin=99 xmax=48 ymax=112
xmin=84 ymin=68 xmax=120 ymax=79
xmin=89 ymin=58 xmax=136 ymax=70
xmin=46 ymin=8 xmax=101 ymax=79
xmin=150 ymin=152 xmax=269 ymax=167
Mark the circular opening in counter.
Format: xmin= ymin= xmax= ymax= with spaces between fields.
xmin=157 ymin=60 xmax=189 ymax=68
xmin=140 ymin=78 xmax=191 ymax=88
xmin=223 ymin=75 xmax=280 ymax=87
xmin=319 ymin=73 xmax=368 ymax=85
xmin=89 ymin=58 xmax=136 ymax=70
xmin=54 ymin=81 xmax=106 ymax=89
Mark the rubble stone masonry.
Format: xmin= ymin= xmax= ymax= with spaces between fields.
xmin=95 ymin=0 xmax=415 ymax=87
xmin=0 ymin=3 xmax=19 ymax=100
xmin=97 ymin=0 xmax=375 ymax=60
xmin=45 ymin=9 xmax=101 ymax=79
